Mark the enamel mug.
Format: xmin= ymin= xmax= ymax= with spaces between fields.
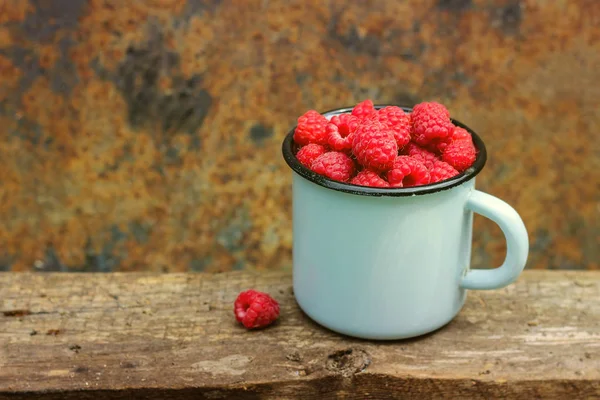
xmin=282 ymin=105 xmax=529 ymax=340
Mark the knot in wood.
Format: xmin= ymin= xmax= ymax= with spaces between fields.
xmin=325 ymin=348 xmax=370 ymax=377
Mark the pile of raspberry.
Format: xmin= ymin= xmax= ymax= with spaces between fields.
xmin=293 ymin=100 xmax=477 ymax=188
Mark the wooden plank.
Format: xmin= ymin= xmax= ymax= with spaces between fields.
xmin=0 ymin=271 xmax=599 ymax=399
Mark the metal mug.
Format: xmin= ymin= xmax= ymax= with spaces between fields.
xmin=282 ymin=105 xmax=529 ymax=340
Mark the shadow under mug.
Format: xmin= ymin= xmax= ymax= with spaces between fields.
xmin=282 ymin=105 xmax=529 ymax=340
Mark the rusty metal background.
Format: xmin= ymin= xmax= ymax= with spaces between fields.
xmin=0 ymin=0 xmax=598 ymax=272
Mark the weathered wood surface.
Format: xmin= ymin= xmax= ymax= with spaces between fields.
xmin=0 ymin=271 xmax=599 ymax=399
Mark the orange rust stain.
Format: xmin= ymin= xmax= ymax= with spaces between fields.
xmin=0 ymin=0 xmax=33 ymax=24
xmin=0 ymin=26 xmax=13 ymax=47
xmin=0 ymin=55 xmax=21 ymax=101
xmin=38 ymin=45 xmax=60 ymax=70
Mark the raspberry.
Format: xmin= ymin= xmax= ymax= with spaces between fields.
xmin=422 ymin=139 xmax=447 ymax=154
xmin=421 ymin=127 xmax=470 ymax=154
xmin=386 ymin=156 xmax=430 ymax=187
xmin=311 ymin=151 xmax=356 ymax=182
xmin=375 ymin=106 xmax=411 ymax=149
xmin=442 ymin=134 xmax=477 ymax=172
xmin=234 ymin=289 xmax=280 ymax=329
xmin=351 ymin=99 xmax=377 ymax=121
xmin=327 ymin=124 xmax=352 ymax=152
xmin=411 ymin=102 xmax=454 ymax=146
xmin=403 ymin=142 xmax=439 ymax=170
xmin=450 ymin=126 xmax=471 ymax=141
xmin=331 ymin=113 xmax=360 ymax=136
xmin=430 ymin=160 xmax=459 ymax=183
xmin=294 ymin=110 xmax=329 ymax=146
xmin=296 ymin=143 xmax=327 ymax=168
xmin=327 ymin=114 xmax=359 ymax=152
xmin=352 ymin=120 xmax=398 ymax=172
xmin=350 ymin=170 xmax=390 ymax=188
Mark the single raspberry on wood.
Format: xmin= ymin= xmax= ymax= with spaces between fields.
xmin=352 ymin=120 xmax=398 ymax=172
xmin=375 ymin=106 xmax=411 ymax=149
xmin=430 ymin=160 xmax=459 ymax=183
xmin=411 ymin=102 xmax=454 ymax=146
xmin=293 ymin=110 xmax=329 ymax=146
xmin=386 ymin=156 xmax=430 ymax=187
xmin=327 ymin=114 xmax=359 ymax=152
xmin=403 ymin=142 xmax=439 ymax=170
xmin=296 ymin=143 xmax=327 ymax=168
xmin=350 ymin=170 xmax=390 ymax=188
xmin=311 ymin=151 xmax=356 ymax=182
xmin=234 ymin=290 xmax=280 ymax=329
xmin=351 ymin=99 xmax=377 ymax=121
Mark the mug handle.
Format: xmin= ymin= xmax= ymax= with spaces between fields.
xmin=460 ymin=190 xmax=529 ymax=290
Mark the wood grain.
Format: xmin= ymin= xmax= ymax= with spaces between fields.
xmin=0 ymin=271 xmax=599 ymax=399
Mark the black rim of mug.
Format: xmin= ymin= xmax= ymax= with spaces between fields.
xmin=281 ymin=105 xmax=488 ymax=197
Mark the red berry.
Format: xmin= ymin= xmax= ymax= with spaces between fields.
xmin=422 ymin=139 xmax=445 ymax=154
xmin=420 ymin=127 xmax=468 ymax=154
xmin=294 ymin=110 xmax=329 ymax=146
xmin=350 ymin=170 xmax=390 ymax=188
xmin=351 ymin=99 xmax=377 ymax=121
xmin=331 ymin=113 xmax=360 ymax=136
xmin=311 ymin=151 xmax=356 ymax=182
xmin=327 ymin=114 xmax=359 ymax=152
xmin=450 ymin=126 xmax=471 ymax=141
xmin=327 ymin=124 xmax=352 ymax=152
xmin=442 ymin=134 xmax=477 ymax=172
xmin=411 ymin=102 xmax=454 ymax=146
xmin=403 ymin=142 xmax=439 ymax=170
xmin=374 ymin=106 xmax=411 ymax=149
xmin=352 ymin=120 xmax=398 ymax=172
xmin=296 ymin=143 xmax=327 ymax=168
xmin=234 ymin=289 xmax=280 ymax=329
xmin=386 ymin=156 xmax=430 ymax=187
xmin=430 ymin=160 xmax=459 ymax=183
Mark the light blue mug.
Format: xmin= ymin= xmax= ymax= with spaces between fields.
xmin=282 ymin=105 xmax=529 ymax=340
